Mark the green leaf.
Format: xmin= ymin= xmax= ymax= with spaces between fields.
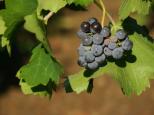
xmin=0 ymin=16 xmax=6 ymax=35
xmin=1 ymin=36 xmax=11 ymax=55
xmin=18 ymin=44 xmax=63 ymax=86
xmin=17 ymin=70 xmax=52 ymax=97
xmin=119 ymin=0 xmax=152 ymax=20
xmin=24 ymin=12 xmax=45 ymax=43
xmin=134 ymin=15 xmax=147 ymax=26
xmin=66 ymin=0 xmax=74 ymax=4
xmin=37 ymin=0 xmax=67 ymax=19
xmin=65 ymin=33 xmax=154 ymax=96
xmin=0 ymin=0 xmax=37 ymax=52
xmin=67 ymin=70 xmax=90 ymax=94
xmin=67 ymin=0 xmax=93 ymax=6
xmin=19 ymin=79 xmax=53 ymax=97
xmin=6 ymin=0 xmax=37 ymax=14
xmin=24 ymin=12 xmax=50 ymax=53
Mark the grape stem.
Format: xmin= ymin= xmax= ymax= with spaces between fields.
xmin=94 ymin=0 xmax=116 ymax=26
xmin=99 ymin=0 xmax=106 ymax=26
xmin=43 ymin=11 xmax=54 ymax=22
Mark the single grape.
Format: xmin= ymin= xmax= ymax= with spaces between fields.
xmin=91 ymin=22 xmax=102 ymax=33
xmin=103 ymin=38 xmax=111 ymax=47
xmin=85 ymin=51 xmax=95 ymax=63
xmin=82 ymin=36 xmax=93 ymax=46
xmin=122 ymin=39 xmax=133 ymax=51
xmin=78 ymin=44 xmax=87 ymax=56
xmin=91 ymin=45 xmax=103 ymax=56
xmin=88 ymin=17 xmax=98 ymax=25
xmin=87 ymin=61 xmax=99 ymax=70
xmin=80 ymin=21 xmax=90 ymax=33
xmin=95 ymin=54 xmax=106 ymax=64
xmin=104 ymin=47 xmax=112 ymax=56
xmin=116 ymin=29 xmax=126 ymax=40
xmin=93 ymin=34 xmax=104 ymax=45
xmin=77 ymin=30 xmax=87 ymax=39
xmin=78 ymin=56 xmax=87 ymax=67
xmin=112 ymin=47 xmax=124 ymax=59
xmin=108 ymin=42 xmax=117 ymax=50
xmin=100 ymin=26 xmax=110 ymax=37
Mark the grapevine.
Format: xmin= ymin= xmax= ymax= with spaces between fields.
xmin=0 ymin=0 xmax=154 ymax=98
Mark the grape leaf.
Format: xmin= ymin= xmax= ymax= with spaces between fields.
xmin=24 ymin=12 xmax=51 ymax=55
xmin=18 ymin=79 xmax=54 ymax=97
xmin=19 ymin=79 xmax=50 ymax=97
xmin=66 ymin=0 xmax=74 ymax=4
xmin=37 ymin=0 xmax=67 ymax=19
xmin=24 ymin=12 xmax=45 ymax=43
xmin=67 ymin=0 xmax=93 ymax=6
xmin=1 ymin=36 xmax=11 ymax=55
xmin=0 ymin=0 xmax=37 ymax=52
xmin=134 ymin=15 xmax=147 ymax=26
xmin=65 ymin=33 xmax=154 ymax=96
xmin=0 ymin=16 xmax=6 ymax=34
xmin=119 ymin=0 xmax=152 ymax=20
xmin=17 ymin=44 xmax=63 ymax=86
xmin=5 ymin=0 xmax=37 ymax=14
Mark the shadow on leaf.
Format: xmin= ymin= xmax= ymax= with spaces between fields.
xmin=83 ymin=69 xmax=97 ymax=78
xmin=122 ymin=17 xmax=153 ymax=42
xmin=126 ymin=55 xmax=137 ymax=63
xmin=87 ymin=79 xmax=93 ymax=93
xmin=115 ymin=58 xmax=127 ymax=67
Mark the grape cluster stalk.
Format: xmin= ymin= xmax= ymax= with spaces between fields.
xmin=77 ymin=18 xmax=133 ymax=70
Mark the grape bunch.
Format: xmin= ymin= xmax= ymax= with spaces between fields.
xmin=77 ymin=18 xmax=133 ymax=70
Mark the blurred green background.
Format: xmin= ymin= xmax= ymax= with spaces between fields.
xmin=0 ymin=0 xmax=154 ymax=115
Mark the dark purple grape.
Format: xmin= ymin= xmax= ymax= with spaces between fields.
xmin=91 ymin=22 xmax=102 ymax=33
xmin=95 ymin=54 xmax=106 ymax=64
xmin=87 ymin=61 xmax=99 ymax=70
xmin=100 ymin=26 xmax=110 ymax=37
xmin=81 ymin=36 xmax=93 ymax=46
xmin=122 ymin=39 xmax=133 ymax=51
xmin=112 ymin=47 xmax=124 ymax=59
xmin=108 ymin=42 xmax=117 ymax=50
xmin=104 ymin=47 xmax=112 ymax=56
xmin=85 ymin=51 xmax=95 ymax=63
xmin=77 ymin=30 xmax=87 ymax=39
xmin=116 ymin=29 xmax=126 ymax=40
xmin=88 ymin=18 xmax=98 ymax=25
xmin=93 ymin=34 xmax=104 ymax=45
xmin=78 ymin=44 xmax=89 ymax=56
xmin=91 ymin=45 xmax=103 ymax=56
xmin=80 ymin=21 xmax=90 ymax=33
xmin=78 ymin=56 xmax=87 ymax=67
